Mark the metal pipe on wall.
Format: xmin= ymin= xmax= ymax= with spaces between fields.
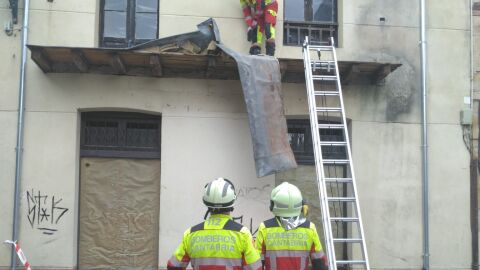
xmin=420 ymin=0 xmax=430 ymax=269
xmin=470 ymin=2 xmax=479 ymax=269
xmin=11 ymin=0 xmax=30 ymax=269
xmin=471 ymin=0 xmax=475 ymax=109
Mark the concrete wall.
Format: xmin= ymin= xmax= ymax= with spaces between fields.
xmin=0 ymin=0 xmax=474 ymax=269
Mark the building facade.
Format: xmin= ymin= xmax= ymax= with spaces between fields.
xmin=0 ymin=0 xmax=475 ymax=269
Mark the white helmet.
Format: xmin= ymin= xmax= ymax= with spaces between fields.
xmin=270 ymin=182 xmax=303 ymax=217
xmin=203 ymin=178 xmax=237 ymax=209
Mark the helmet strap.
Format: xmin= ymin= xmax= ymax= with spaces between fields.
xmin=203 ymin=209 xmax=211 ymax=220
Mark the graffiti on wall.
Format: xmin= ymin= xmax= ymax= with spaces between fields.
xmin=236 ymin=184 xmax=271 ymax=201
xmin=232 ymin=183 xmax=272 ymax=238
xmin=232 ymin=215 xmax=259 ymax=237
xmin=26 ymin=189 xmax=69 ymax=235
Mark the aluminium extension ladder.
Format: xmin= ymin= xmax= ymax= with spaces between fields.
xmin=302 ymin=37 xmax=370 ymax=270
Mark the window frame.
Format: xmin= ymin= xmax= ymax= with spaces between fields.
xmin=283 ymin=0 xmax=338 ymax=46
xmin=99 ymin=0 xmax=159 ymax=48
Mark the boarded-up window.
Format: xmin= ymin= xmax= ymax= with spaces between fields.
xmin=78 ymin=158 xmax=160 ymax=270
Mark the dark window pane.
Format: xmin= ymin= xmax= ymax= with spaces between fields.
xmin=135 ymin=13 xmax=157 ymax=39
xmin=104 ymin=0 xmax=127 ymax=11
xmin=285 ymin=0 xmax=305 ymax=21
xmin=288 ymin=133 xmax=306 ymax=152
xmin=287 ymin=27 xmax=299 ymax=44
xmin=136 ymin=0 xmax=158 ymax=12
xmin=313 ymin=0 xmax=335 ymax=22
xmin=104 ymin=11 xmax=127 ymax=38
xmin=285 ymin=0 xmax=336 ymax=22
xmin=300 ymin=28 xmax=309 ymax=44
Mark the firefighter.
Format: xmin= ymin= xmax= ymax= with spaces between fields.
xmin=255 ymin=182 xmax=328 ymax=270
xmin=240 ymin=0 xmax=278 ymax=56
xmin=167 ymin=177 xmax=262 ymax=270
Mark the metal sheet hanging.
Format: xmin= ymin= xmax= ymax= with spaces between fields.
xmin=217 ymin=44 xmax=297 ymax=177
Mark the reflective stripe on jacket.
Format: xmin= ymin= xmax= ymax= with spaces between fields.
xmin=255 ymin=217 xmax=326 ymax=270
xmin=167 ymin=214 xmax=262 ymax=270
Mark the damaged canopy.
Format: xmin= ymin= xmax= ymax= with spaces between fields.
xmin=135 ymin=18 xmax=297 ymax=177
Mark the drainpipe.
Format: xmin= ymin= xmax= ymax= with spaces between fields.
xmin=420 ymin=0 xmax=430 ymax=270
xmin=471 ymin=2 xmax=480 ymax=269
xmin=11 ymin=0 xmax=30 ymax=269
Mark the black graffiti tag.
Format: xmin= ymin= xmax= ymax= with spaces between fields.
xmin=26 ymin=189 xmax=68 ymax=235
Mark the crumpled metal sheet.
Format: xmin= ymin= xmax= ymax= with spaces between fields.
xmin=131 ymin=18 xmax=296 ymax=177
xmin=130 ymin=18 xmax=221 ymax=53
xmin=217 ymin=44 xmax=297 ymax=177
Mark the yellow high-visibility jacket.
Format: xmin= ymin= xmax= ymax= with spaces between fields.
xmin=167 ymin=214 xmax=262 ymax=270
xmin=255 ymin=217 xmax=327 ymax=270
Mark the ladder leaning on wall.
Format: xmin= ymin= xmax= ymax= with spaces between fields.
xmin=302 ymin=37 xmax=370 ymax=270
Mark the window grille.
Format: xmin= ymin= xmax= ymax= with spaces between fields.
xmin=81 ymin=112 xmax=161 ymax=158
xmin=284 ymin=22 xmax=337 ymax=46
xmin=287 ymin=119 xmax=346 ymax=165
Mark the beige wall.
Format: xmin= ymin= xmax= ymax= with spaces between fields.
xmin=0 ymin=0 xmax=474 ymax=269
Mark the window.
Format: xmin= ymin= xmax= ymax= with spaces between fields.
xmin=100 ymin=0 xmax=158 ymax=48
xmin=283 ymin=0 xmax=337 ymax=46
xmin=287 ymin=119 xmax=346 ymax=165
xmin=81 ymin=112 xmax=161 ymax=158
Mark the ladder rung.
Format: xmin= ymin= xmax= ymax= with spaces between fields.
xmin=318 ymin=124 xmax=344 ymax=129
xmin=320 ymin=141 xmax=347 ymax=146
xmin=331 ymin=217 xmax=359 ymax=222
xmin=312 ymin=75 xmax=337 ymax=81
xmin=317 ymin=107 xmax=342 ymax=113
xmin=314 ymin=91 xmax=339 ymax=96
xmin=328 ymin=197 xmax=356 ymax=202
xmin=312 ymin=60 xmax=335 ymax=64
xmin=325 ymin=177 xmax=352 ymax=183
xmin=323 ymin=159 xmax=349 ymax=164
xmin=336 ymin=260 xmax=367 ymax=265
xmin=308 ymin=45 xmax=334 ymax=51
xmin=333 ymin=238 xmax=363 ymax=243
xmin=311 ymin=62 xmax=335 ymax=68
xmin=311 ymin=65 xmax=335 ymax=72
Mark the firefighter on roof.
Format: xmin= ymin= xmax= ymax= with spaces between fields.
xmin=240 ymin=0 xmax=278 ymax=56
xmin=255 ymin=182 xmax=328 ymax=270
xmin=167 ymin=177 xmax=262 ymax=270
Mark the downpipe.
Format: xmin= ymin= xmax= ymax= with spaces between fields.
xmin=470 ymin=1 xmax=479 ymax=270
xmin=420 ymin=0 xmax=430 ymax=269
xmin=11 ymin=0 xmax=30 ymax=269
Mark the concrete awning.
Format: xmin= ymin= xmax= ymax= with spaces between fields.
xmin=27 ymin=44 xmax=400 ymax=84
